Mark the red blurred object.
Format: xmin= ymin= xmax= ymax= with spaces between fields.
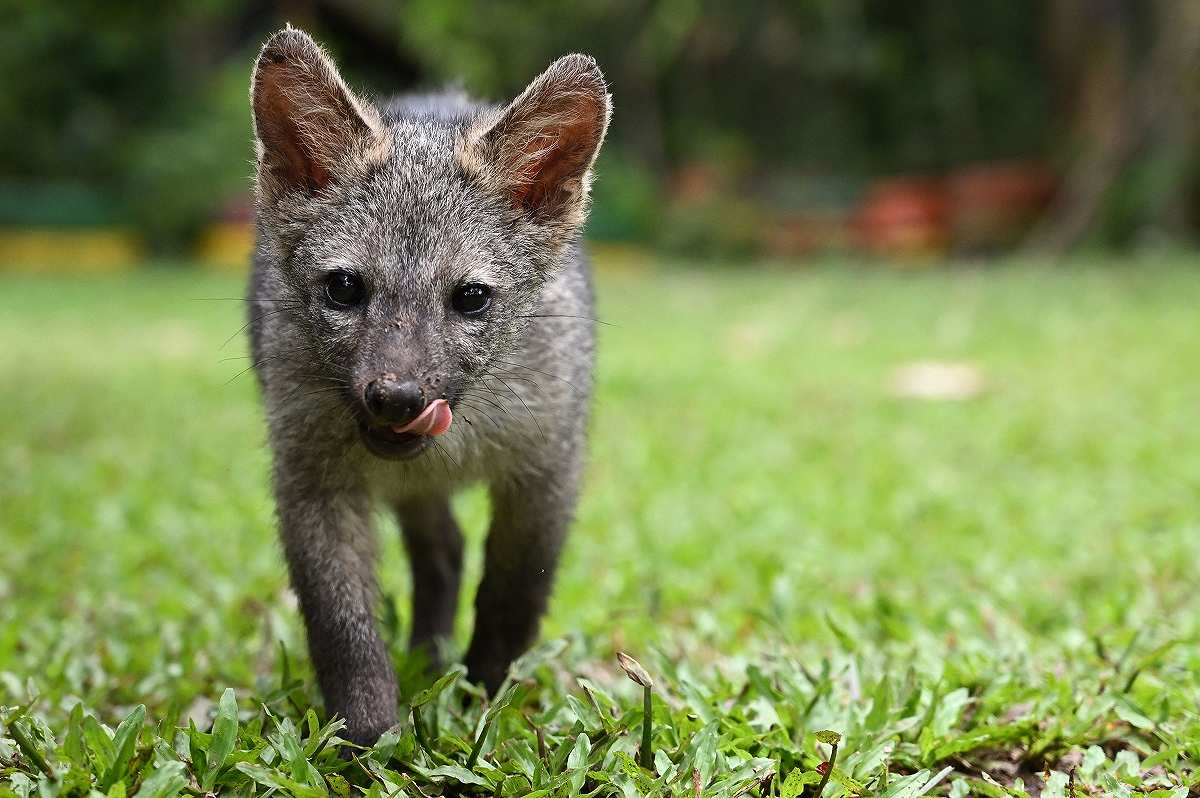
xmin=766 ymin=211 xmax=850 ymax=256
xmin=946 ymin=161 xmax=1056 ymax=252
xmin=669 ymin=162 xmax=724 ymax=204
xmin=215 ymin=194 xmax=253 ymax=224
xmin=853 ymin=177 xmax=949 ymax=258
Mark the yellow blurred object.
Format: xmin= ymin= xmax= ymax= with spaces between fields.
xmin=589 ymin=242 xmax=653 ymax=275
xmin=197 ymin=221 xmax=254 ymax=272
xmin=0 ymin=228 xmax=140 ymax=273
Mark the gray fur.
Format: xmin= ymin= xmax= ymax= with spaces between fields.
xmin=246 ymin=26 xmax=609 ymax=744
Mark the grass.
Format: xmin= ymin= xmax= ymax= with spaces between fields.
xmin=1 ymin=254 xmax=1199 ymax=797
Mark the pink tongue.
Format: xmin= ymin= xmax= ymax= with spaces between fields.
xmin=390 ymin=399 xmax=453 ymax=437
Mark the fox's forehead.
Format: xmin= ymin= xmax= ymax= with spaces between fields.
xmin=385 ymin=117 xmax=465 ymax=171
xmin=347 ymin=123 xmax=474 ymax=233
xmin=309 ymin=130 xmax=508 ymax=284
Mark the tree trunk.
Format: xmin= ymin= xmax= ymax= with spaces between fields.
xmin=1027 ymin=0 xmax=1200 ymax=251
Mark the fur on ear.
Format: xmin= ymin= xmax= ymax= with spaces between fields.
xmin=251 ymin=26 xmax=388 ymax=200
xmin=460 ymin=54 xmax=611 ymax=226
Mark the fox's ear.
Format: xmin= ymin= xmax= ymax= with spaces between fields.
xmin=461 ymin=54 xmax=611 ymax=226
xmin=251 ymin=27 xmax=386 ymax=199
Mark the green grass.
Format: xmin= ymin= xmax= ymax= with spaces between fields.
xmin=2 ymin=255 xmax=1199 ymax=797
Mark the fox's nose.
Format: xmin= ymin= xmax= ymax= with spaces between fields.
xmin=364 ymin=376 xmax=425 ymax=425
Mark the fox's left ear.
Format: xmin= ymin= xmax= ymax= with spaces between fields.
xmin=461 ymin=54 xmax=611 ymax=227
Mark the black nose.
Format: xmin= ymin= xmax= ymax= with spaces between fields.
xmin=364 ymin=376 xmax=425 ymax=425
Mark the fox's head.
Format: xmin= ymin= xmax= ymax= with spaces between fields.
xmin=250 ymin=28 xmax=609 ymax=460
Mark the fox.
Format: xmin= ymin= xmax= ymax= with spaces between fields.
xmin=246 ymin=26 xmax=610 ymax=744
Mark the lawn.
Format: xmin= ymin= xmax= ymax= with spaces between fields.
xmin=1 ymin=255 xmax=1199 ymax=797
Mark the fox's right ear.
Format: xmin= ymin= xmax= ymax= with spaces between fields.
xmin=459 ymin=54 xmax=611 ymax=229
xmin=250 ymin=27 xmax=387 ymax=201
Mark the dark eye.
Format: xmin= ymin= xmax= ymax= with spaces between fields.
xmin=452 ymin=283 xmax=492 ymax=316
xmin=325 ymin=271 xmax=366 ymax=309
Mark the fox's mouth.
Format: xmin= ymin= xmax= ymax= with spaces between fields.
xmin=359 ymin=398 xmax=454 ymax=461
xmin=360 ymin=424 xmax=432 ymax=460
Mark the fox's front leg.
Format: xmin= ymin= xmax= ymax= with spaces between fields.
xmin=396 ymin=495 xmax=464 ymax=666
xmin=464 ymin=466 xmax=581 ymax=692
xmin=276 ymin=474 xmax=396 ymax=744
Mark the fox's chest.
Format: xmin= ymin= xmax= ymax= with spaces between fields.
xmin=364 ymin=403 xmax=543 ymax=501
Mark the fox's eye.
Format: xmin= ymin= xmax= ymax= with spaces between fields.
xmin=452 ymin=283 xmax=492 ymax=316
xmin=324 ymin=271 xmax=366 ymax=309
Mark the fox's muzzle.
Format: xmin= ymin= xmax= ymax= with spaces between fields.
xmin=363 ymin=375 xmax=425 ymax=426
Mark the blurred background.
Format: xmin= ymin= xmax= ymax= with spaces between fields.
xmin=4 ymin=6 xmax=1200 ymax=775
xmin=3 ymin=0 xmax=1199 ymax=270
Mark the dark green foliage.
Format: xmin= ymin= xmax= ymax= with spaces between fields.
xmin=0 ymin=3 xmax=1053 ymax=249
xmin=0 ymin=2 xmax=251 ymax=247
xmin=398 ymin=0 xmax=1049 ymax=175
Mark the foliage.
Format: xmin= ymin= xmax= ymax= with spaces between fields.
xmin=6 ymin=637 xmax=1197 ymax=797
xmin=0 ymin=1 xmax=251 ymax=246
xmin=398 ymin=0 xmax=1049 ymax=175
xmin=0 ymin=2 xmax=1054 ymax=249
xmin=2 ymin=257 xmax=1200 ymax=794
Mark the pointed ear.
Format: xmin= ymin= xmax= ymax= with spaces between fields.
xmin=461 ymin=54 xmax=611 ymax=225
xmin=250 ymin=27 xmax=387 ymax=199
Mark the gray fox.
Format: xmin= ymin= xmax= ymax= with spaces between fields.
xmin=247 ymin=26 xmax=610 ymax=744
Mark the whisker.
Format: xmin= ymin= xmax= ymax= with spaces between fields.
xmin=457 ymin=390 xmax=514 ymax=421
xmin=193 ymin=297 xmax=305 ymax=305
xmin=453 ymin=399 xmax=500 ymax=428
xmin=516 ymin=314 xmax=614 ymax=327
xmin=490 ymin=359 xmax=582 ymax=394
xmin=481 ymin=374 xmax=544 ymax=442
xmin=232 ymin=345 xmax=347 ymax=393
xmin=226 ymin=358 xmax=268 ymax=385
xmin=432 ymin=440 xmax=460 ymax=474
xmin=482 ymin=370 xmax=541 ymax=389
xmin=287 ymin=384 xmax=350 ymax=405
xmin=427 ymin=441 xmax=452 ymax=481
xmin=460 ymin=385 xmax=512 ymax=411
xmin=221 ymin=338 xmax=323 ymax=361
xmin=224 ymin=349 xmax=329 ymax=377
xmin=328 ymin=402 xmax=362 ymax=437
xmin=219 ymin=306 xmax=298 ymax=351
